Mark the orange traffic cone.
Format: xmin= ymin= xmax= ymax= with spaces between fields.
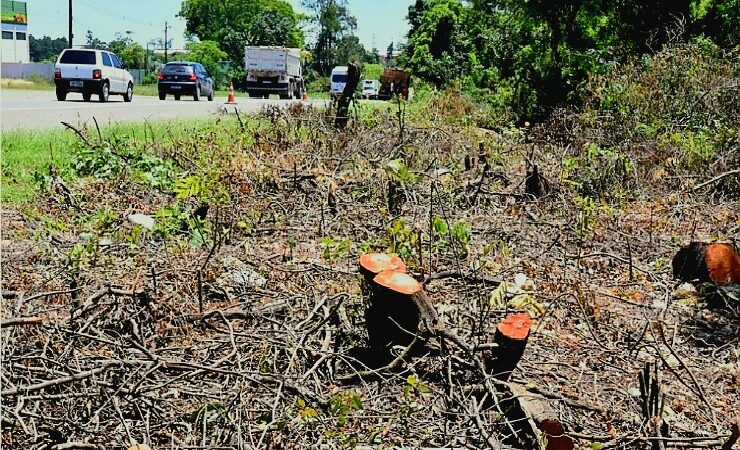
xmin=226 ymin=82 xmax=237 ymax=104
xmin=302 ymin=89 xmax=309 ymax=101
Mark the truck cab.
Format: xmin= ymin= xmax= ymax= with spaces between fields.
xmin=330 ymin=66 xmax=349 ymax=98
xmin=362 ymin=79 xmax=380 ymax=99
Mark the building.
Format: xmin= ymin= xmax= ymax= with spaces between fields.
xmin=1 ymin=0 xmax=29 ymax=63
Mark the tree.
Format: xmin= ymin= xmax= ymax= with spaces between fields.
xmin=84 ymin=30 xmax=106 ymax=50
xmin=402 ymin=0 xmax=471 ymax=87
xmin=405 ymin=0 xmax=738 ymax=120
xmin=302 ymin=0 xmax=357 ymax=75
xmin=334 ymin=35 xmax=365 ymax=66
xmin=29 ymin=35 xmax=68 ymax=62
xmin=186 ymin=40 xmax=228 ymax=87
xmin=179 ymin=0 xmax=303 ymax=75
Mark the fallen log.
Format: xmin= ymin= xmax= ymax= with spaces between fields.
xmin=672 ymin=242 xmax=740 ymax=285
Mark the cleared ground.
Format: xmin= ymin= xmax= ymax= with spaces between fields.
xmin=1 ymin=88 xmax=327 ymax=130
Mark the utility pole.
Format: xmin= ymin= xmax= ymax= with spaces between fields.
xmin=68 ymin=0 xmax=73 ymax=48
xmin=163 ymin=21 xmax=171 ymax=63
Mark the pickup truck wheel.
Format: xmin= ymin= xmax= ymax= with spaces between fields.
xmin=98 ymin=82 xmax=109 ymax=102
xmin=193 ymin=85 xmax=201 ymax=101
xmin=82 ymin=92 xmax=91 ymax=102
xmin=248 ymin=93 xmax=259 ymax=98
xmin=159 ymin=92 xmax=166 ymax=100
xmin=123 ymin=83 xmax=133 ymax=102
xmin=174 ymin=94 xmax=181 ymax=101
xmin=56 ymin=88 xmax=67 ymax=101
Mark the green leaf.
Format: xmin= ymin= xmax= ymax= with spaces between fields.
xmin=432 ymin=217 xmax=449 ymax=236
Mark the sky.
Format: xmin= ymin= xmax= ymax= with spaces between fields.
xmin=26 ymin=0 xmax=411 ymax=52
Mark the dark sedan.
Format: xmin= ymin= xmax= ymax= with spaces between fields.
xmin=158 ymin=62 xmax=214 ymax=101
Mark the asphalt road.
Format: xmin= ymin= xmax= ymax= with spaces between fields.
xmin=1 ymin=89 xmax=327 ymax=131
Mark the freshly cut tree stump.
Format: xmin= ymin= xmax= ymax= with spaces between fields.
xmin=508 ymin=382 xmax=575 ymax=450
xmin=365 ymin=270 xmax=441 ymax=349
xmin=673 ymin=242 xmax=740 ymax=285
xmin=539 ymin=418 xmax=575 ymax=450
xmin=359 ymin=253 xmax=407 ymax=299
xmin=489 ymin=313 xmax=532 ymax=380
xmin=359 ymin=253 xmax=407 ymax=280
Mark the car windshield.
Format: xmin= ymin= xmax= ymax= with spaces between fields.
xmin=332 ymin=74 xmax=348 ymax=83
xmin=163 ymin=64 xmax=193 ymax=74
xmin=60 ymin=50 xmax=96 ymax=65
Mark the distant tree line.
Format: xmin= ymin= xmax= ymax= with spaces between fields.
xmin=178 ymin=0 xmax=385 ymax=87
xmin=402 ymin=0 xmax=740 ymax=119
xmin=29 ymin=35 xmax=68 ymax=63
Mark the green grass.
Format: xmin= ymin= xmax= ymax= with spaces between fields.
xmin=1 ymin=128 xmax=77 ymax=204
xmin=1 ymin=78 xmax=55 ymax=91
xmin=0 ymin=117 xmax=252 ymax=204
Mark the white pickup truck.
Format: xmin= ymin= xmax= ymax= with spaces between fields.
xmin=54 ymin=48 xmax=134 ymax=102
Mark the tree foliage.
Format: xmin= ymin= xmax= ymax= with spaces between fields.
xmin=29 ymin=35 xmax=68 ymax=63
xmin=185 ymin=40 xmax=228 ymax=87
xmin=107 ymin=32 xmax=145 ymax=68
xmin=179 ymin=0 xmax=304 ymax=73
xmin=403 ymin=0 xmax=740 ymax=120
xmin=302 ymin=0 xmax=357 ymax=75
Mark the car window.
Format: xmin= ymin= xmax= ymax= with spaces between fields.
xmin=59 ymin=50 xmax=97 ymax=65
xmin=102 ymin=52 xmax=112 ymax=67
xmin=163 ymin=64 xmax=193 ymax=74
xmin=110 ymin=54 xmax=122 ymax=68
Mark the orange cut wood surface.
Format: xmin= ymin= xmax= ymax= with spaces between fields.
xmin=705 ymin=243 xmax=740 ymax=284
xmin=497 ymin=313 xmax=532 ymax=340
xmin=373 ymin=271 xmax=421 ymax=295
xmin=360 ymin=253 xmax=407 ymax=274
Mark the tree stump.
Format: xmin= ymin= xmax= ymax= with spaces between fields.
xmin=488 ymin=313 xmax=532 ymax=380
xmin=525 ymin=163 xmax=550 ymax=199
xmin=359 ymin=253 xmax=407 ymax=295
xmin=365 ymin=270 xmax=441 ymax=350
xmin=673 ymin=242 xmax=740 ymax=285
xmin=334 ymin=62 xmax=361 ymax=129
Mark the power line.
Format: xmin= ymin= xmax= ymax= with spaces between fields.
xmin=76 ymin=0 xmax=160 ymax=29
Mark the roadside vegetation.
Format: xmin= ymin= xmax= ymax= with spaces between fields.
xmin=3 ymin=0 xmax=739 ymax=449
xmin=2 ymin=39 xmax=739 ymax=448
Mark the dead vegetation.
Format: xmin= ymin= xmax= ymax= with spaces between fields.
xmin=1 ymin=96 xmax=739 ymax=450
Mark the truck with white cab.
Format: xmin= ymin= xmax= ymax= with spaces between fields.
xmin=244 ymin=46 xmax=304 ymax=99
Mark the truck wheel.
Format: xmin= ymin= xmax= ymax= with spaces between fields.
xmin=248 ymin=93 xmax=260 ymax=98
xmin=56 ymin=88 xmax=67 ymax=101
xmin=82 ymin=92 xmax=91 ymax=102
xmin=159 ymin=92 xmax=166 ymax=100
xmin=174 ymin=94 xmax=181 ymax=101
